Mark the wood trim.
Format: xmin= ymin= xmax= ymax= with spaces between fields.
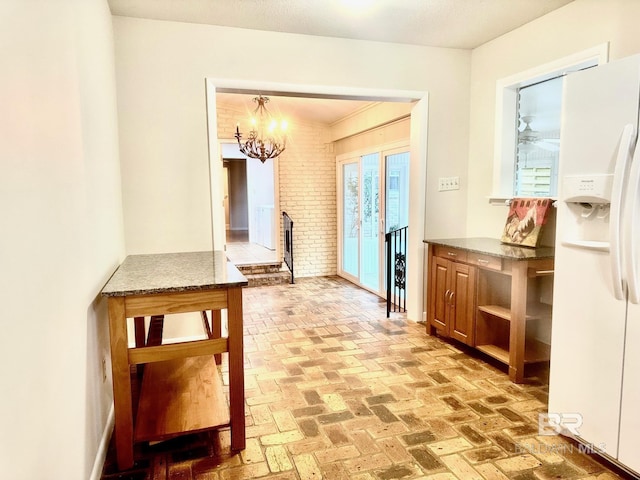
xmin=124 ymin=289 xmax=228 ymax=317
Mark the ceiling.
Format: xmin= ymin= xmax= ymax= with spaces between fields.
xmin=108 ymin=0 xmax=575 ymax=124
xmin=108 ymin=0 xmax=574 ymax=50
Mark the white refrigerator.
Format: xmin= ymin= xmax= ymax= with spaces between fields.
xmin=549 ymin=53 xmax=640 ymax=475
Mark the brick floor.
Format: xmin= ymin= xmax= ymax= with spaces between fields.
xmin=101 ymin=276 xmax=627 ymax=480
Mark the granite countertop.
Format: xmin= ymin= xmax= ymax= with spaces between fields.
xmin=101 ymin=251 xmax=248 ymax=297
xmin=423 ymin=237 xmax=554 ymax=260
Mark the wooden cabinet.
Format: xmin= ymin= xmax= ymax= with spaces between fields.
xmin=429 ymin=255 xmax=476 ymax=346
xmin=426 ymin=239 xmax=554 ymax=383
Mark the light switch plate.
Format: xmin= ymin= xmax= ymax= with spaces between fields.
xmin=438 ymin=176 xmax=460 ymax=191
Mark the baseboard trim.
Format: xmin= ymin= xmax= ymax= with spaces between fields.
xmin=89 ymin=404 xmax=114 ymax=480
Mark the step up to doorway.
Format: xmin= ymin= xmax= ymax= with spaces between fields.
xmin=235 ymin=262 xmax=291 ymax=287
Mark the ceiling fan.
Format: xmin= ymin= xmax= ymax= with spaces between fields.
xmin=518 ymin=115 xmax=560 ymax=152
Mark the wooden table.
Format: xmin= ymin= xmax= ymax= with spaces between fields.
xmin=101 ymin=251 xmax=248 ymax=471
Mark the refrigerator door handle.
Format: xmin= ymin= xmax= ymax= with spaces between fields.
xmin=624 ymin=134 xmax=640 ymax=304
xmin=610 ymin=124 xmax=635 ymax=300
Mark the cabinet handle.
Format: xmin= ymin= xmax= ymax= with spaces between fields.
xmin=535 ymin=269 xmax=554 ymax=275
xmin=444 ymin=289 xmax=451 ymax=303
xmin=449 ymin=291 xmax=455 ymax=304
xmin=447 ymin=252 xmax=457 ymax=257
xmin=477 ymin=259 xmax=490 ymax=264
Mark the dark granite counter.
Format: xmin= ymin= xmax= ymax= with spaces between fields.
xmin=101 ymin=251 xmax=248 ymax=297
xmin=423 ymin=237 xmax=554 ymax=260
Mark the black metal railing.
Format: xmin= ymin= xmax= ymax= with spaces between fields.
xmin=282 ymin=211 xmax=294 ymax=284
xmin=385 ymin=226 xmax=408 ymax=318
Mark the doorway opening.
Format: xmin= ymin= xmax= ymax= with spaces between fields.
xmin=221 ymin=142 xmax=278 ymax=265
xmin=205 ymin=80 xmax=428 ymax=321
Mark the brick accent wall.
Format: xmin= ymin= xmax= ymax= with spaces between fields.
xmin=216 ymin=102 xmax=337 ymax=277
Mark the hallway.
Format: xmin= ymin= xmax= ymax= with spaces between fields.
xmin=101 ymin=277 xmax=623 ymax=480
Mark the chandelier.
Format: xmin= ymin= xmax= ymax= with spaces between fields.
xmin=235 ymin=95 xmax=287 ymax=163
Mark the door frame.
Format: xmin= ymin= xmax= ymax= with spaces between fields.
xmin=205 ymin=78 xmax=428 ymax=321
xmin=214 ymin=138 xmax=281 ymax=256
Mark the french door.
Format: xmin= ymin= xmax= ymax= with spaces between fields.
xmin=338 ymin=147 xmax=409 ymax=296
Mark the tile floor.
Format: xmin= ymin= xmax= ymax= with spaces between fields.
xmin=101 ymin=276 xmax=627 ymax=480
xmin=226 ymin=240 xmax=278 ymax=266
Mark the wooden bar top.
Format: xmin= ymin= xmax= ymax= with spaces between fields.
xmin=101 ymin=251 xmax=248 ymax=297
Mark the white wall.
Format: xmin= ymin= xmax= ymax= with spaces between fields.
xmin=0 ymin=1 xmax=124 ymax=478
xmin=466 ymin=0 xmax=640 ymax=238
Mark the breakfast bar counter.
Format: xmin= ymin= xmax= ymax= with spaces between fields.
xmin=102 ymin=251 xmax=248 ymax=470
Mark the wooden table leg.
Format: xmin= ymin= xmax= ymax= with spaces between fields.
xmin=227 ymin=287 xmax=245 ymax=451
xmin=134 ymin=317 xmax=145 ymax=348
xmin=212 ymin=310 xmax=222 ymax=365
xmin=108 ymin=297 xmax=135 ymax=470
xmin=509 ymin=262 xmax=528 ymax=383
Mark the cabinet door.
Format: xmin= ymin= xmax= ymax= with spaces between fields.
xmin=429 ymin=256 xmax=450 ymax=333
xmin=449 ymin=262 xmax=477 ymax=346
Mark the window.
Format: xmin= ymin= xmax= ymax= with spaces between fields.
xmin=515 ymin=76 xmax=562 ymax=197
xmin=491 ymin=44 xmax=608 ymax=202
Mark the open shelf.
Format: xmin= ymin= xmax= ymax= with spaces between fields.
xmin=135 ymin=356 xmax=229 ymax=442
xmin=476 ymin=344 xmax=509 ymax=364
xmin=522 ymin=338 xmax=551 ymax=363
xmin=476 ymin=338 xmax=551 ymax=366
xmin=477 ymin=302 xmax=552 ymax=322
xmin=478 ymin=305 xmax=511 ymax=321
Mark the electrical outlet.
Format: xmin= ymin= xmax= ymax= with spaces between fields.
xmin=102 ymin=357 xmax=107 ymax=382
xmin=438 ymin=176 xmax=460 ymax=191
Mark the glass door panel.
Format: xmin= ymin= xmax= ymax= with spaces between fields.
xmin=385 ymin=151 xmax=410 ymax=232
xmin=361 ymin=154 xmax=380 ymax=291
xmin=342 ymin=161 xmax=359 ymax=278
xmin=384 ymin=151 xmax=410 ymax=300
